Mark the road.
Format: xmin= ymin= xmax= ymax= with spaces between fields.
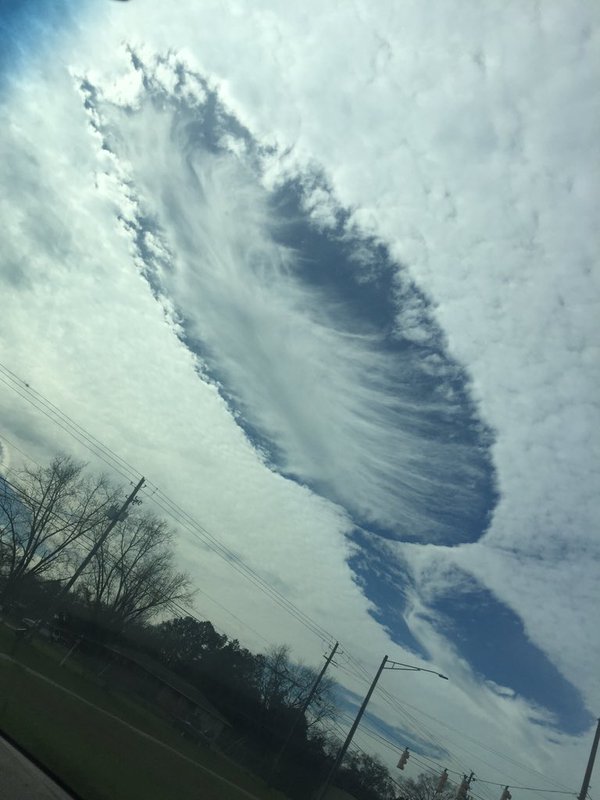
xmin=0 ymin=653 xmax=265 ymax=800
xmin=0 ymin=734 xmax=75 ymax=800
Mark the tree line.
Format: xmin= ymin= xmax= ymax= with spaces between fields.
xmin=0 ymin=453 xmax=442 ymax=800
xmin=0 ymin=455 xmax=191 ymax=627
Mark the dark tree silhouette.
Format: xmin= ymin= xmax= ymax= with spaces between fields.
xmin=337 ymin=750 xmax=398 ymax=800
xmin=0 ymin=455 xmax=117 ymax=603
xmin=155 ymin=616 xmax=227 ymax=667
xmin=77 ymin=511 xmax=192 ymax=628
xmin=395 ymin=771 xmax=457 ymax=800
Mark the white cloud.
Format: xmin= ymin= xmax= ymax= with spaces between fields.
xmin=0 ymin=0 xmax=598 ymax=790
xmin=72 ymin=51 xmax=491 ymax=544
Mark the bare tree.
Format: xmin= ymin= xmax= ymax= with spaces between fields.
xmin=258 ymin=645 xmax=292 ymax=711
xmin=339 ymin=750 xmax=397 ymax=800
xmin=0 ymin=456 xmax=117 ymax=603
xmin=396 ymin=771 xmax=457 ymax=800
xmin=258 ymin=645 xmax=337 ymax=727
xmin=77 ymin=510 xmax=192 ymax=629
xmin=286 ymin=663 xmax=337 ymax=728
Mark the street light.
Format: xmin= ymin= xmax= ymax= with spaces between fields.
xmin=316 ymin=655 xmax=449 ymax=800
xmin=385 ymin=660 xmax=449 ymax=680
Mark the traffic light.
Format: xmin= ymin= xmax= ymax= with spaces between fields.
xmin=397 ymin=748 xmax=410 ymax=770
xmin=500 ymin=787 xmax=512 ymax=800
xmin=436 ymin=769 xmax=449 ymax=793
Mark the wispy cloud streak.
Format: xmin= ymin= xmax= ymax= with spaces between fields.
xmin=81 ymin=52 xmax=496 ymax=543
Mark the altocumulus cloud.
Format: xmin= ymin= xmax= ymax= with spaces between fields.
xmin=77 ymin=48 xmax=496 ymax=546
xmin=0 ymin=0 xmax=599 ymax=790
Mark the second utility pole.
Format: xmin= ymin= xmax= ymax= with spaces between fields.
xmin=316 ymin=655 xmax=389 ymax=800
xmin=578 ymin=718 xmax=600 ymax=800
xmin=269 ymin=641 xmax=339 ymax=783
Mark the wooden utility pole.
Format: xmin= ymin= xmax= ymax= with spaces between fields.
xmin=457 ymin=772 xmax=474 ymax=799
xmin=315 ymin=656 xmax=448 ymax=799
xmin=28 ymin=476 xmax=145 ymax=636
xmin=269 ymin=641 xmax=339 ymax=783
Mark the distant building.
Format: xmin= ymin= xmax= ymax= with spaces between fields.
xmin=101 ymin=643 xmax=232 ymax=745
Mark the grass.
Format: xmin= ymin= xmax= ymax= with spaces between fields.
xmin=0 ymin=625 xmax=287 ymax=800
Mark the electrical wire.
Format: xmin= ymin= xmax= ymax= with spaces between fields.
xmin=369 ymin=678 xmax=573 ymax=796
xmin=0 ymin=465 xmax=274 ymax=654
xmin=0 ymin=363 xmax=585 ymax=797
xmin=337 ymin=653 xmax=528 ymax=800
xmin=472 ymin=783 xmax=576 ymax=795
xmin=1 ymin=455 xmax=335 ymax=675
xmin=379 ymin=690 xmax=575 ymax=793
xmin=3 ymin=451 xmax=479 ymax=792
xmin=0 ymin=435 xmax=564 ymax=800
xmin=177 ymin=587 xmax=273 ymax=649
xmin=0 ymin=363 xmax=142 ymax=484
xmin=0 ymin=364 xmax=338 ymax=648
xmin=337 ymin=643 xmax=575 ymax=797
xmin=2 ymin=451 xmax=481 ymax=793
xmin=333 ymin=706 xmax=495 ymax=800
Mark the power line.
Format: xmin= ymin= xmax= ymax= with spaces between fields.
xmin=1 ymin=462 xmax=578 ymax=800
xmin=1 ymin=428 xmax=478 ymax=792
xmin=332 ymin=697 xmax=504 ymax=800
xmin=383 ymin=697 xmax=575 ymax=793
xmin=338 ymin=643 xmax=574 ymax=795
xmin=370 ymin=677 xmax=574 ymax=795
xmin=0 ymin=364 xmax=583 ymax=796
xmin=0 ymin=396 xmax=480 ymax=786
xmin=0 ymin=363 xmax=142 ymax=484
xmin=1 ymin=448 xmax=340 ymax=683
xmin=0 ymin=434 xmax=564 ymax=800
xmin=0 ymin=364 xmax=338 ymax=647
xmin=372 ymin=682 xmax=475 ymax=781
xmin=0 ymin=373 xmax=136 ymax=486
xmin=182 ymin=587 xmax=273 ymax=649
xmin=2 ymin=445 xmax=479 ymax=792
xmin=0 ymin=461 xmax=273 ymax=654
xmin=143 ymin=488 xmax=335 ymax=643
xmin=334 ymin=707 xmax=498 ymax=800
xmin=472 ymin=781 xmax=576 ymax=795
xmin=337 ymin=653 xmax=558 ymax=800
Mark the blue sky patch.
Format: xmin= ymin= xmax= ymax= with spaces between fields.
xmin=91 ymin=66 xmax=498 ymax=546
xmin=347 ymin=528 xmax=428 ymax=659
xmin=427 ymin=569 xmax=592 ymax=734
xmin=0 ymin=0 xmax=82 ymax=82
xmin=335 ymin=683 xmax=448 ymax=761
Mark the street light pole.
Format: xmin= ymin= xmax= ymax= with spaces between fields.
xmin=316 ymin=656 xmax=448 ymax=800
xmin=316 ymin=655 xmax=389 ymax=800
xmin=578 ymin=718 xmax=600 ymax=800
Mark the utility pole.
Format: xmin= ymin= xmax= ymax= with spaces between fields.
xmin=499 ymin=785 xmax=512 ymax=800
xmin=578 ymin=718 xmax=600 ymax=800
xmin=28 ymin=476 xmax=145 ymax=636
xmin=268 ymin=641 xmax=339 ymax=784
xmin=457 ymin=772 xmax=474 ymax=800
xmin=316 ymin=655 xmax=389 ymax=800
xmin=315 ymin=655 xmax=448 ymax=800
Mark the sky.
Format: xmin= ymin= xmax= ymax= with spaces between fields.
xmin=0 ymin=0 xmax=599 ymax=795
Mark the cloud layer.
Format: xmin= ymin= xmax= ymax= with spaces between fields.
xmin=0 ymin=0 xmax=598 ymax=792
xmin=78 ymin=51 xmax=496 ymax=545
